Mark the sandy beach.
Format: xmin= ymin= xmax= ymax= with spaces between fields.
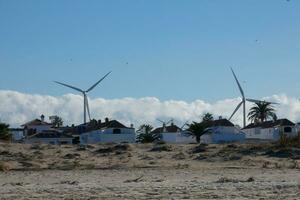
xmin=1 ymin=142 xmax=300 ymax=199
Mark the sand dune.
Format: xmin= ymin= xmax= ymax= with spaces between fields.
xmin=0 ymin=142 xmax=300 ymax=199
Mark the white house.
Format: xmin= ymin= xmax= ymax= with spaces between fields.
xmin=21 ymin=115 xmax=53 ymax=137
xmin=200 ymin=119 xmax=246 ymax=144
xmin=79 ymin=118 xmax=136 ymax=144
xmin=243 ymin=119 xmax=297 ymax=141
xmin=151 ymin=123 xmax=196 ymax=144
xmin=21 ymin=115 xmax=73 ymax=145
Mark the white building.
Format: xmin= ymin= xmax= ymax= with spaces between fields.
xmin=243 ymin=119 xmax=297 ymax=141
xmin=151 ymin=123 xmax=196 ymax=144
xmin=22 ymin=115 xmax=73 ymax=145
xmin=200 ymin=119 xmax=246 ymax=144
xmin=80 ymin=118 xmax=136 ymax=144
xmin=21 ymin=115 xmax=53 ymax=137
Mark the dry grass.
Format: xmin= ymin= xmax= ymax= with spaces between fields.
xmin=279 ymin=133 xmax=300 ymax=148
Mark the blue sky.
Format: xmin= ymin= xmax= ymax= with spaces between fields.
xmin=0 ymin=0 xmax=300 ymax=102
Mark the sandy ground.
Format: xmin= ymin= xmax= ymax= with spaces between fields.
xmin=1 ymin=168 xmax=299 ymax=200
xmin=1 ymin=142 xmax=300 ymax=199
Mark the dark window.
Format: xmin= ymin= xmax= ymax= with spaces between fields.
xmin=60 ymin=141 xmax=68 ymax=145
xmin=284 ymin=127 xmax=292 ymax=133
xmin=113 ymin=129 xmax=121 ymax=134
xmin=72 ymin=136 xmax=80 ymax=144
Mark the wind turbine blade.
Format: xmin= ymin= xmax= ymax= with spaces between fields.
xmin=181 ymin=121 xmax=189 ymax=130
xmin=166 ymin=119 xmax=173 ymax=125
xmin=157 ymin=119 xmax=165 ymax=124
xmin=246 ymin=98 xmax=263 ymax=104
xmin=246 ymin=98 xmax=279 ymax=105
xmin=231 ymin=68 xmax=245 ymax=98
xmin=54 ymin=81 xmax=83 ymax=93
xmin=229 ymin=101 xmax=243 ymax=120
xmin=86 ymin=71 xmax=112 ymax=93
xmin=85 ymin=96 xmax=91 ymax=121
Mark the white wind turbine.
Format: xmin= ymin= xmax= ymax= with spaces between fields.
xmin=229 ymin=68 xmax=278 ymax=128
xmin=54 ymin=71 xmax=111 ymax=124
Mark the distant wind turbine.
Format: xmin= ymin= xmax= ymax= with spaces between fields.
xmin=229 ymin=68 xmax=278 ymax=128
xmin=54 ymin=71 xmax=112 ymax=124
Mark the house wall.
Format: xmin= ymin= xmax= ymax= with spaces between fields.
xmin=211 ymin=131 xmax=245 ymax=143
xmin=25 ymin=138 xmax=73 ymax=145
xmin=244 ymin=126 xmax=297 ymax=141
xmin=10 ymin=130 xmax=24 ymax=141
xmin=201 ymin=134 xmax=213 ymax=144
xmin=244 ymin=128 xmax=261 ymax=139
xmin=161 ymin=132 xmax=195 ymax=144
xmin=201 ymin=126 xmax=245 ymax=144
xmin=80 ymin=128 xmax=136 ymax=144
xmin=24 ymin=125 xmax=53 ymax=136
xmin=295 ymin=124 xmax=300 ymax=134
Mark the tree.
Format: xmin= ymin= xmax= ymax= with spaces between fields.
xmin=136 ymin=124 xmax=161 ymax=143
xmin=0 ymin=123 xmax=11 ymax=141
xmin=247 ymin=102 xmax=276 ymax=123
xmin=187 ymin=121 xmax=211 ymax=143
xmin=49 ymin=116 xmax=63 ymax=128
xmin=202 ymin=112 xmax=213 ymax=122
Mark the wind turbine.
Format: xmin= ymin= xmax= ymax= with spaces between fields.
xmin=54 ymin=71 xmax=111 ymax=124
xmin=229 ymin=68 xmax=278 ymax=128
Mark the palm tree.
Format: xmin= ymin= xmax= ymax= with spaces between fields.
xmin=136 ymin=124 xmax=161 ymax=143
xmin=0 ymin=123 xmax=11 ymax=141
xmin=187 ymin=121 xmax=211 ymax=143
xmin=202 ymin=112 xmax=213 ymax=122
xmin=247 ymin=102 xmax=276 ymax=123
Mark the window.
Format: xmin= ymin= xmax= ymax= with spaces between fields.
xmin=113 ymin=129 xmax=121 ymax=134
xmin=284 ymin=127 xmax=292 ymax=133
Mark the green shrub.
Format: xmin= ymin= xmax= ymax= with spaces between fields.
xmin=0 ymin=123 xmax=11 ymax=141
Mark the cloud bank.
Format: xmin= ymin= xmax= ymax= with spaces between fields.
xmin=1 ymin=90 xmax=300 ymax=128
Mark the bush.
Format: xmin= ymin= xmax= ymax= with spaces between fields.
xmin=0 ymin=123 xmax=11 ymax=141
xmin=278 ymin=132 xmax=300 ymax=148
xmin=150 ymin=144 xmax=172 ymax=152
xmin=95 ymin=144 xmax=131 ymax=154
xmin=136 ymin=132 xmax=162 ymax=143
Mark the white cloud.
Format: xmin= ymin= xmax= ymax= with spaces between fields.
xmin=0 ymin=90 xmax=300 ymax=128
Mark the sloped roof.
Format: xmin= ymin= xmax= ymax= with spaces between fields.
xmin=243 ymin=119 xmax=295 ymax=130
xmin=81 ymin=120 xmax=128 ymax=129
xmin=152 ymin=124 xmax=182 ymax=134
xmin=64 ymin=119 xmax=131 ymax=135
xmin=29 ymin=130 xmax=73 ymax=139
xmin=102 ymin=120 xmax=128 ymax=129
xmin=200 ymin=119 xmax=235 ymax=127
xmin=22 ymin=119 xmax=52 ymax=127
